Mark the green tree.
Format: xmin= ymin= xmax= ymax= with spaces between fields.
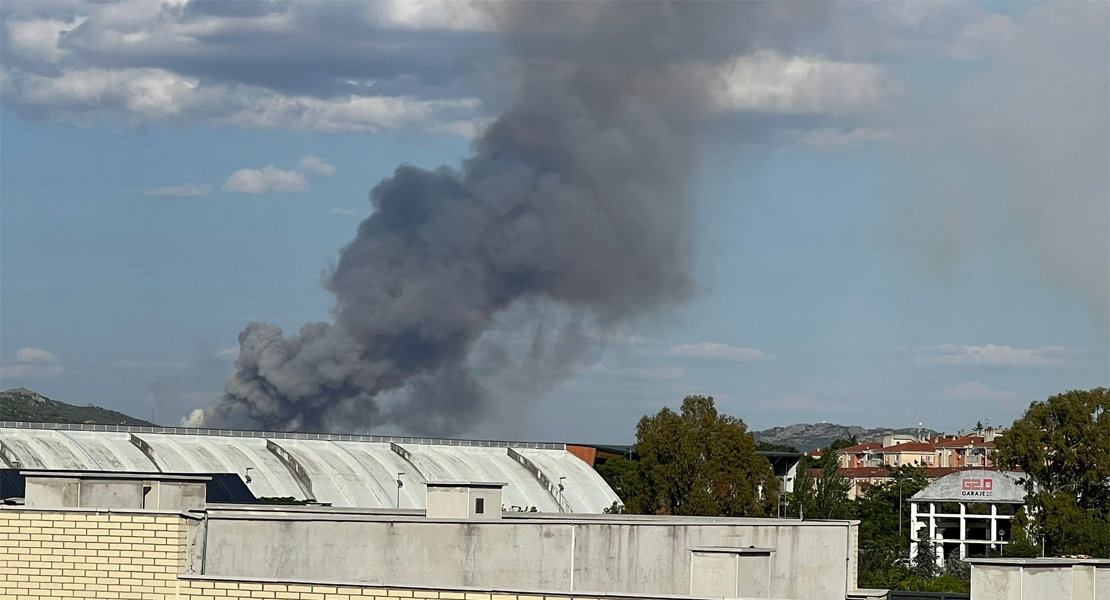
xmin=596 ymin=456 xmax=644 ymax=505
xmin=855 ymin=466 xmax=933 ymax=590
xmin=789 ymin=460 xmax=852 ymax=520
xmin=632 ymin=395 xmax=777 ymax=517
xmin=994 ymin=388 xmax=1110 ymax=557
xmin=912 ymin=538 xmax=940 ymax=579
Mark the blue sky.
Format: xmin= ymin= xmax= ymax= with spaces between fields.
xmin=1 ymin=1 xmax=1107 ymax=443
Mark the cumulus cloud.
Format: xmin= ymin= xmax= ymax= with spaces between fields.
xmin=0 ymin=347 xmax=63 ymax=379
xmin=141 ymin=183 xmax=211 ymax=197
xmin=667 ymin=342 xmax=773 ymax=362
xmin=710 ymin=51 xmax=888 ymax=116
xmin=297 ymin=156 xmax=336 ymax=177
xmin=371 ymin=0 xmax=494 ymax=32
xmin=915 ymin=344 xmax=1068 ymax=367
xmin=5 ymin=16 xmax=86 ymax=63
xmin=942 ymin=382 xmax=1019 ymax=402
xmin=222 ymin=166 xmax=307 ymax=194
xmin=0 ymin=2 xmax=889 ymax=139
xmin=0 ymin=67 xmax=481 ymax=133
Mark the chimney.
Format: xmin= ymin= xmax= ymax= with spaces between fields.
xmin=425 ymin=481 xmax=507 ymax=520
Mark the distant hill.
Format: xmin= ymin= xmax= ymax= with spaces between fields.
xmin=753 ymin=422 xmax=941 ymax=453
xmin=0 ymin=388 xmax=155 ymax=427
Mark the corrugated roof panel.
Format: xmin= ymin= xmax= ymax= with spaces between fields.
xmin=520 ymin=448 xmax=620 ymax=513
xmin=0 ymin=426 xmax=619 ymax=512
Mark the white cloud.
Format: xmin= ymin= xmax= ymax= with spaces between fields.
xmin=214 ymin=347 xmax=239 ymax=361
xmin=141 ymin=183 xmax=211 ymax=197
xmin=14 ymin=348 xmax=59 ymax=364
xmin=222 ymin=166 xmax=307 ymax=194
xmin=371 ymin=0 xmax=494 ymax=32
xmin=182 ymin=408 xmax=205 ymax=427
xmin=112 ymin=360 xmax=187 ymax=369
xmin=667 ymin=342 xmax=773 ymax=362
xmin=1 ymin=67 xmax=482 ymax=134
xmin=916 ymin=344 xmax=1068 ymax=367
xmin=796 ymin=127 xmax=894 ymax=150
xmin=327 ymin=208 xmax=363 ymax=218
xmin=709 ymin=51 xmax=887 ymax=116
xmin=942 ymin=382 xmax=1019 ymax=401
xmin=5 ymin=17 xmax=87 ymax=64
xmin=297 ymin=156 xmax=336 ymax=177
xmin=1 ymin=347 xmax=64 ymax=379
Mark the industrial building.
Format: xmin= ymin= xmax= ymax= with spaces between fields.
xmin=2 ymin=468 xmax=865 ymax=600
xmin=0 ymin=422 xmax=619 ymax=512
xmin=0 ymin=421 xmax=866 ymax=600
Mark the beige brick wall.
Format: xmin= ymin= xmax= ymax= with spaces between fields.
xmin=0 ymin=509 xmax=621 ymax=600
xmin=0 ymin=509 xmax=187 ymax=599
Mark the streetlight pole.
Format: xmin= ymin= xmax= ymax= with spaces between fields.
xmin=899 ymin=478 xmax=903 ymax=535
xmin=396 ymin=472 xmax=405 ymax=509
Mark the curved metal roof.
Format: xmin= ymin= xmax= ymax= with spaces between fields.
xmin=0 ymin=423 xmax=620 ymax=513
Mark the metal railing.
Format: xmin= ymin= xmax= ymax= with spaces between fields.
xmin=507 ymin=448 xmax=572 ymax=513
xmin=0 ymin=421 xmax=565 ymax=450
xmin=888 ymin=591 xmax=969 ymax=600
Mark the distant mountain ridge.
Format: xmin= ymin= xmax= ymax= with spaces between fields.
xmin=753 ymin=422 xmax=941 ymax=453
xmin=2 ymin=387 xmax=940 ymax=448
xmin=0 ymin=388 xmax=155 ymax=427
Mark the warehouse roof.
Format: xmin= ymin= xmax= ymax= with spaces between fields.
xmin=0 ymin=422 xmax=619 ymax=513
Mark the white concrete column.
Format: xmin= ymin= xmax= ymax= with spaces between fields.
xmin=990 ymin=504 xmax=998 ymax=554
xmin=910 ymin=501 xmax=919 ymax=561
xmin=959 ymin=502 xmax=967 ymax=560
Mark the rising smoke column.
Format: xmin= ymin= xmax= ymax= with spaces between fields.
xmin=195 ymin=3 xmax=799 ymax=434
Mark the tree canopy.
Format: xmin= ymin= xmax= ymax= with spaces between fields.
xmin=994 ymin=388 xmax=1110 ymax=557
xmin=611 ymin=395 xmax=778 ymax=517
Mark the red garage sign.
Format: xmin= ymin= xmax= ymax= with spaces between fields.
xmin=962 ymin=478 xmax=994 ymax=497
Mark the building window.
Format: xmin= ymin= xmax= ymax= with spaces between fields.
xmin=475 ymin=498 xmax=485 ymax=514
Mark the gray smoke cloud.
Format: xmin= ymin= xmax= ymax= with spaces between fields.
xmin=193 ymin=2 xmax=821 ymax=434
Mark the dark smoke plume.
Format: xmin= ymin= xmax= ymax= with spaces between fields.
xmin=194 ymin=3 xmax=816 ymax=434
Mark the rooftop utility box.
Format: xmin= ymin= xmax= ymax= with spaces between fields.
xmin=22 ymin=471 xmax=209 ymax=511
xmin=689 ymin=546 xmax=775 ymax=599
xmin=425 ymin=481 xmax=506 ymax=520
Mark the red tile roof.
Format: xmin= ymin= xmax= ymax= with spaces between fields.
xmin=837 ymin=465 xmax=1013 ymax=478
xmin=838 ymin=442 xmax=882 ymax=453
xmin=935 ymin=436 xmax=995 ymax=448
xmin=883 ymin=441 xmax=938 ymax=453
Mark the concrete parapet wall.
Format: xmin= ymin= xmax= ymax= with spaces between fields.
xmin=0 ymin=507 xmax=789 ymax=600
xmin=198 ymin=509 xmax=858 ymax=600
xmin=969 ymin=558 xmax=1110 ymax=600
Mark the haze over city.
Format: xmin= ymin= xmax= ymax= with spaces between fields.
xmin=1 ymin=0 xmax=1107 ymax=442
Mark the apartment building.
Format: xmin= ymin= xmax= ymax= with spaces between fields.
xmin=832 ymin=428 xmax=1005 ymax=499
